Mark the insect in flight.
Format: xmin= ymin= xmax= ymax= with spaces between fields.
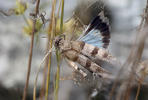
xmin=54 ymin=11 xmax=113 ymax=79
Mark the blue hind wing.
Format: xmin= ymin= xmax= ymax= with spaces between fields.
xmin=78 ymin=11 xmax=110 ymax=49
xmin=80 ymin=29 xmax=103 ymax=48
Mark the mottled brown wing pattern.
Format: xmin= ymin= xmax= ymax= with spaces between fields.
xmin=54 ymin=12 xmax=112 ymax=78
xmin=58 ymin=40 xmax=112 ymax=77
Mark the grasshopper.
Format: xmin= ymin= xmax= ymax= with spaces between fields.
xmin=54 ymin=11 xmax=114 ymax=79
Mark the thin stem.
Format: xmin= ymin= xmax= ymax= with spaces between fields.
xmin=22 ymin=19 xmax=36 ymax=100
xmin=60 ymin=0 xmax=64 ymax=33
xmin=45 ymin=0 xmax=57 ymax=100
xmin=135 ymin=79 xmax=142 ymax=100
xmin=45 ymin=44 xmax=52 ymax=100
xmin=109 ymin=0 xmax=148 ymax=99
xmin=33 ymin=47 xmax=54 ymax=100
xmin=54 ymin=0 xmax=64 ymax=99
xmin=54 ymin=51 xmax=61 ymax=100
xmin=22 ymin=0 xmax=40 ymax=100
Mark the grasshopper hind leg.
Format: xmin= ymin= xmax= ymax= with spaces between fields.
xmin=65 ymin=59 xmax=95 ymax=84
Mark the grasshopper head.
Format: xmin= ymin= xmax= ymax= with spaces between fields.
xmin=54 ymin=35 xmax=65 ymax=49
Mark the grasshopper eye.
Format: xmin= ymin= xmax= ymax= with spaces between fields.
xmin=54 ymin=38 xmax=61 ymax=48
xmin=54 ymin=35 xmax=65 ymax=48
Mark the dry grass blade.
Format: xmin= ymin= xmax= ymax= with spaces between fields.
xmin=60 ymin=0 xmax=64 ymax=33
xmin=54 ymin=51 xmax=61 ymax=100
xmin=109 ymin=1 xmax=148 ymax=100
xmin=22 ymin=20 xmax=35 ymax=100
xmin=135 ymin=75 xmax=145 ymax=100
xmin=22 ymin=0 xmax=40 ymax=100
xmin=45 ymin=0 xmax=57 ymax=100
xmin=54 ymin=0 xmax=64 ymax=100
xmin=123 ymin=1 xmax=148 ymax=99
xmin=124 ymin=29 xmax=148 ymax=100
xmin=33 ymin=47 xmax=54 ymax=100
xmin=0 ymin=9 xmax=14 ymax=16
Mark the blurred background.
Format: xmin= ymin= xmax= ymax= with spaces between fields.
xmin=0 ymin=0 xmax=148 ymax=100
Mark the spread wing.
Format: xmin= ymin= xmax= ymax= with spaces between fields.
xmin=78 ymin=11 xmax=110 ymax=49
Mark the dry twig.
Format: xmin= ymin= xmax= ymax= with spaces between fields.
xmin=22 ymin=0 xmax=40 ymax=100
